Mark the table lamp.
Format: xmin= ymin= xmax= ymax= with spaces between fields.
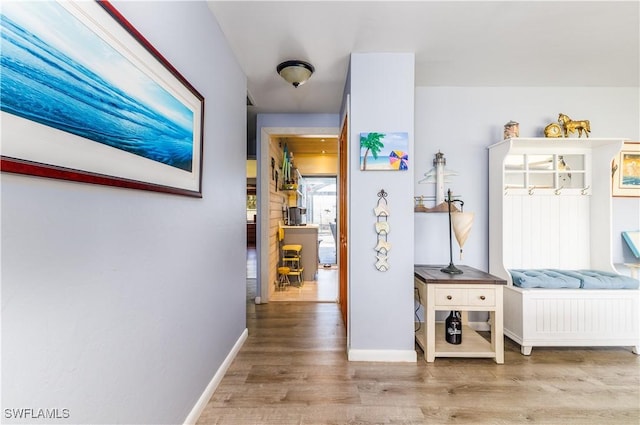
xmin=441 ymin=189 xmax=473 ymax=274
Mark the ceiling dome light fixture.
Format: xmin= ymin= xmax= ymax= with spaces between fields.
xmin=277 ymin=60 xmax=315 ymax=88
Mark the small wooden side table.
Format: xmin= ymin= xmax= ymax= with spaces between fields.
xmin=414 ymin=265 xmax=506 ymax=364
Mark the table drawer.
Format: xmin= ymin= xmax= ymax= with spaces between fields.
xmin=467 ymin=288 xmax=496 ymax=306
xmin=434 ymin=288 xmax=466 ymax=305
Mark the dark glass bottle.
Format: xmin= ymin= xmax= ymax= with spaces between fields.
xmin=445 ymin=311 xmax=462 ymax=344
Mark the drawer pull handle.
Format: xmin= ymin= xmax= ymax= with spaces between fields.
xmin=480 ymin=295 xmax=486 ymax=300
xmin=446 ymin=295 xmax=452 ymax=300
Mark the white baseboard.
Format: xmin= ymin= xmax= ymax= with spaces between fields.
xmin=348 ymin=349 xmax=417 ymax=362
xmin=183 ymin=328 xmax=248 ymax=425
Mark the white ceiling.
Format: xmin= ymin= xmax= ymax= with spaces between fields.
xmin=207 ymin=1 xmax=639 ymax=116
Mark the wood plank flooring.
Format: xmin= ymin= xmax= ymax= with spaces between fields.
xmin=247 ymin=247 xmax=339 ymax=303
xmin=270 ymin=268 xmax=338 ymax=302
xmin=197 ymin=299 xmax=640 ymax=424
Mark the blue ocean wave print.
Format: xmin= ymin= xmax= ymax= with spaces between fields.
xmin=0 ymin=3 xmax=194 ymax=172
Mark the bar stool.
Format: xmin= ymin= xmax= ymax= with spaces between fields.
xmin=282 ymin=244 xmax=303 ymax=286
xmin=277 ymin=266 xmax=291 ymax=290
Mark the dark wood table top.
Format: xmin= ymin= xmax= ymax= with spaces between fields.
xmin=414 ymin=264 xmax=506 ymax=285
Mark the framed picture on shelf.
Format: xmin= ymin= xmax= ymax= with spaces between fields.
xmin=612 ymin=142 xmax=640 ymax=198
xmin=0 ymin=1 xmax=204 ymax=197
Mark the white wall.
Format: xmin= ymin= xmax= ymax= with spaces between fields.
xmin=257 ymin=114 xmax=339 ymax=131
xmin=414 ymin=86 xmax=640 ymax=270
xmin=1 ymin=2 xmax=247 ymax=424
xmin=347 ymin=53 xmax=416 ymax=361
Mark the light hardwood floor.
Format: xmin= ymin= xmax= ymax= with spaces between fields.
xmin=247 ymin=247 xmax=339 ymax=303
xmin=270 ymin=267 xmax=339 ymax=302
xmin=197 ymin=294 xmax=640 ymax=424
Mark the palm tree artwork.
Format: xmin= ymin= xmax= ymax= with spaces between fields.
xmin=360 ymin=132 xmax=385 ymax=170
xmin=360 ymin=132 xmax=409 ymax=171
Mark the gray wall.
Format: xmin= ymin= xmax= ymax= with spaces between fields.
xmin=413 ymin=86 xmax=640 ymax=323
xmin=414 ymin=86 xmax=640 ymax=269
xmin=347 ymin=53 xmax=416 ymax=360
xmin=1 ymin=2 xmax=247 ymax=424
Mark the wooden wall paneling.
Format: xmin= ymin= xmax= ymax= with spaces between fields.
xmin=267 ymin=137 xmax=286 ymax=298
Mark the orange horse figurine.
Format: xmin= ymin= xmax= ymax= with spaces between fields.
xmin=558 ymin=113 xmax=591 ymax=138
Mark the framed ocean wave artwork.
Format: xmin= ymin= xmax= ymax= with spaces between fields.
xmin=0 ymin=1 xmax=204 ymax=197
xmin=612 ymin=142 xmax=640 ymax=198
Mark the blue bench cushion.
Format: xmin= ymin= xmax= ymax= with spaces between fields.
xmin=558 ymin=269 xmax=639 ymax=289
xmin=510 ymin=269 xmax=639 ymax=289
xmin=510 ymin=269 xmax=581 ymax=288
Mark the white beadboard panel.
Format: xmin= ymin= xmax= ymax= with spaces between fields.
xmin=504 ymin=195 xmax=592 ymax=270
xmin=503 ymin=195 xmax=516 ymax=268
xmin=528 ymin=291 xmax=639 ymax=341
xmin=539 ymin=196 xmax=560 ymax=267
xmin=558 ymin=196 xmax=591 ymax=269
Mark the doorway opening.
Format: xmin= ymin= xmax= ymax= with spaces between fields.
xmin=303 ymin=176 xmax=337 ymax=267
xmin=257 ymin=127 xmax=340 ymax=304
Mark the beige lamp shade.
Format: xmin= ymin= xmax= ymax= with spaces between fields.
xmin=277 ymin=60 xmax=315 ymax=87
xmin=451 ymin=211 xmax=474 ymax=260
